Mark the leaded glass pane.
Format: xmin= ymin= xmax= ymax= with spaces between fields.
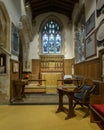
xmin=42 ymin=20 xmax=62 ymax=54
xmin=56 ymin=34 xmax=61 ymax=53
xmin=49 ymin=34 xmax=55 ymax=53
xmin=42 ymin=34 xmax=48 ymax=53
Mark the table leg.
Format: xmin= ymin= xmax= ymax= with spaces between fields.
xmin=21 ymin=85 xmax=25 ymax=98
xmin=15 ymin=85 xmax=23 ymax=100
xmin=56 ymin=91 xmax=64 ymax=113
xmin=65 ymin=93 xmax=75 ymax=120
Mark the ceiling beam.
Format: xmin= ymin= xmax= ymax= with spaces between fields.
xmin=25 ymin=0 xmax=79 ymax=20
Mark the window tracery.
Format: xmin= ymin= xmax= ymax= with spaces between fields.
xmin=42 ymin=19 xmax=62 ymax=54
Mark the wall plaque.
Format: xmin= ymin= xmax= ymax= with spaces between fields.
xmin=85 ymin=32 xmax=96 ymax=59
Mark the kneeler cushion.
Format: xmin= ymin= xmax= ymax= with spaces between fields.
xmin=92 ymin=104 xmax=104 ymax=117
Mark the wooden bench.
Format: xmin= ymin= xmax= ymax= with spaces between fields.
xmin=90 ymin=81 xmax=104 ymax=129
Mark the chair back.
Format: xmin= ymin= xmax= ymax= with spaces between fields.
xmin=74 ymin=78 xmax=96 ymax=103
xmin=74 ymin=85 xmax=92 ymax=102
xmin=73 ymin=78 xmax=96 ymax=118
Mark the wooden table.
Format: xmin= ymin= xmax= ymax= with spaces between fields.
xmin=56 ymin=87 xmax=79 ymax=120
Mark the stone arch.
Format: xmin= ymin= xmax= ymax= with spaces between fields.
xmin=39 ymin=15 xmax=63 ymax=31
xmin=19 ymin=15 xmax=32 ymax=72
xmin=0 ymin=1 xmax=10 ymax=51
xmin=0 ymin=1 xmax=11 ymax=104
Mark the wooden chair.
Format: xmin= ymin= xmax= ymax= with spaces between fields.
xmin=73 ymin=79 xmax=95 ymax=118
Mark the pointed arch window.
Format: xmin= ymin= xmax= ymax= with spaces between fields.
xmin=42 ymin=20 xmax=62 ymax=54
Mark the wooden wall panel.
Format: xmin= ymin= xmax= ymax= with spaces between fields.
xmin=10 ymin=60 xmax=19 ymax=100
xmin=31 ymin=58 xmax=100 ymax=80
xmin=64 ymin=59 xmax=73 ymax=75
xmin=74 ymin=58 xmax=100 ymax=80
xmin=40 ymin=55 xmax=64 ymax=73
xmin=31 ymin=59 xmax=74 ymax=78
xmin=31 ymin=59 xmax=40 ymax=79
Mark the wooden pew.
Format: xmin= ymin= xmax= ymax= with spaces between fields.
xmin=90 ymin=96 xmax=104 ymax=121
xmin=90 ymin=81 xmax=104 ymax=129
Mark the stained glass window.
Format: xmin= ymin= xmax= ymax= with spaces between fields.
xmin=42 ymin=20 xmax=62 ymax=54
xmin=75 ymin=15 xmax=85 ymax=63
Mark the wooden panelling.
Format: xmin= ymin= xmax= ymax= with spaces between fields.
xmin=31 ymin=59 xmax=40 ymax=79
xmin=64 ymin=59 xmax=73 ymax=75
xmin=41 ymin=72 xmax=63 ymax=87
xmin=31 ymin=59 xmax=74 ymax=78
xmin=10 ymin=60 xmax=19 ymax=100
xmin=40 ymin=55 xmax=64 ymax=73
xmin=74 ymin=58 xmax=100 ymax=80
